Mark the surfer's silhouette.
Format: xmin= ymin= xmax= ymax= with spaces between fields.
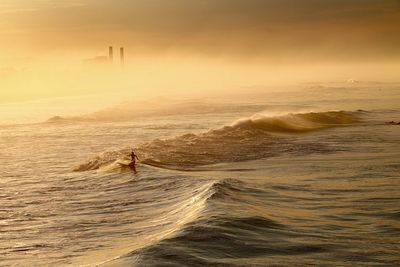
xmin=129 ymin=150 xmax=139 ymax=173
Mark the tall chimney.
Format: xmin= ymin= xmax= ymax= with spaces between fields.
xmin=120 ymin=47 xmax=125 ymax=67
xmin=109 ymin=46 xmax=113 ymax=63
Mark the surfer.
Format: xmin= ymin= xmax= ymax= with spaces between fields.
xmin=129 ymin=150 xmax=139 ymax=173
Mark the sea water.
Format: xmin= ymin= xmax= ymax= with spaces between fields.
xmin=1 ymin=83 xmax=399 ymax=266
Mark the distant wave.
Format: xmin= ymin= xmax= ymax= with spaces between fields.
xmin=74 ymin=110 xmax=360 ymax=172
xmin=46 ymin=100 xmax=268 ymax=123
xmin=46 ymin=115 xmax=95 ymax=123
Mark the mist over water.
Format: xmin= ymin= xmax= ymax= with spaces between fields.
xmin=1 ymin=83 xmax=399 ymax=266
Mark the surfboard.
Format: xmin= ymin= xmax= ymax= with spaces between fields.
xmin=116 ymin=159 xmax=133 ymax=166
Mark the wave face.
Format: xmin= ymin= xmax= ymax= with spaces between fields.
xmin=75 ymin=111 xmax=359 ymax=171
xmin=110 ymin=178 xmax=296 ymax=267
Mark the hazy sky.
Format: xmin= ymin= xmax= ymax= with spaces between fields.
xmin=1 ymin=0 xmax=400 ymax=61
xmin=1 ymin=0 xmax=400 ymax=103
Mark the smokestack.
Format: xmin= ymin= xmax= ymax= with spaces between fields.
xmin=120 ymin=47 xmax=125 ymax=67
xmin=109 ymin=46 xmax=113 ymax=63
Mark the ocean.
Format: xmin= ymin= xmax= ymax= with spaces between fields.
xmin=1 ymin=83 xmax=399 ymax=266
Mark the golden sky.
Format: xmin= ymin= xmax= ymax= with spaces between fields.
xmin=1 ymin=0 xmax=400 ymax=103
xmin=1 ymin=0 xmax=400 ymax=60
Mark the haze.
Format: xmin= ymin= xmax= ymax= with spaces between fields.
xmin=1 ymin=0 xmax=400 ymax=103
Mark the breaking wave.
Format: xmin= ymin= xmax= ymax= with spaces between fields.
xmin=232 ymin=110 xmax=358 ymax=133
xmin=74 ymin=111 xmax=360 ymax=172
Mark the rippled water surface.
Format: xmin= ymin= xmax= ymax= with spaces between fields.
xmin=1 ymin=85 xmax=400 ymax=266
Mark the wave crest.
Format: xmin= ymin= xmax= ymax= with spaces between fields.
xmin=232 ymin=110 xmax=358 ymax=133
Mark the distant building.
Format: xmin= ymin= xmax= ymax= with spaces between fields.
xmin=109 ymin=46 xmax=113 ymax=62
xmin=120 ymin=47 xmax=125 ymax=67
xmin=83 ymin=46 xmax=125 ymax=66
